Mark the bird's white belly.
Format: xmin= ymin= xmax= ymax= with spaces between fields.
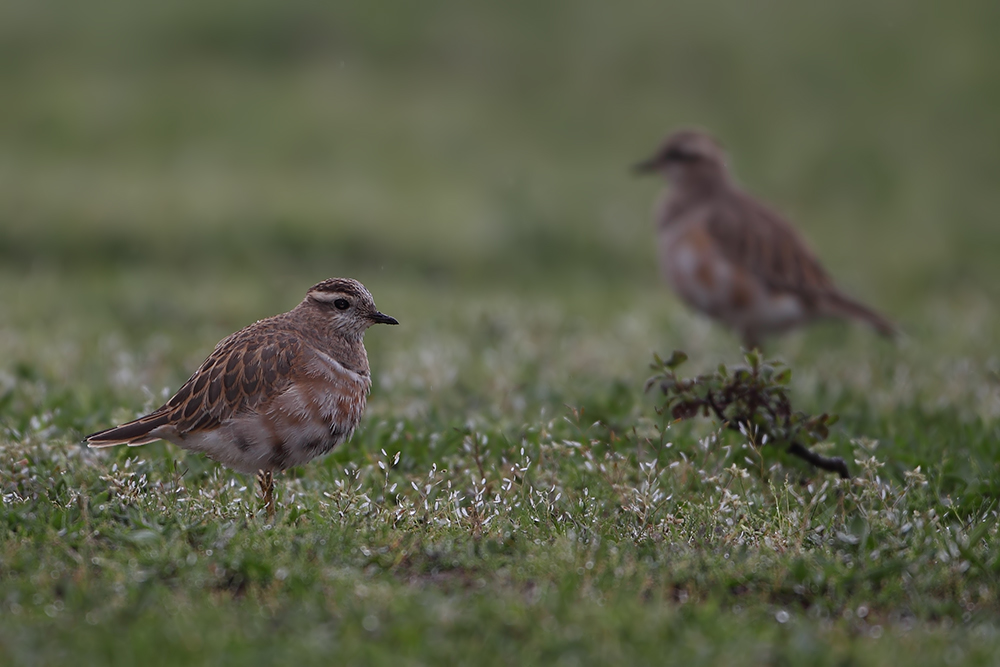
xmin=176 ymin=411 xmax=348 ymax=474
xmin=746 ymin=293 xmax=804 ymax=332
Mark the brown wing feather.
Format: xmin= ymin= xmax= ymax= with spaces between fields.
xmin=165 ymin=328 xmax=303 ymax=433
xmin=87 ymin=410 xmax=172 ymax=447
xmin=703 ymin=190 xmax=897 ymax=336
xmin=87 ymin=323 xmax=303 ymax=447
xmin=706 ymin=191 xmax=836 ymax=301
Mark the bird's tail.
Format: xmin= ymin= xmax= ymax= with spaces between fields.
xmin=86 ymin=412 xmax=171 ymax=448
xmin=823 ymin=291 xmax=898 ymax=339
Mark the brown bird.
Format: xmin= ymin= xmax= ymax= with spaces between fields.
xmin=634 ymin=128 xmax=896 ymax=349
xmin=87 ymin=277 xmax=398 ymax=516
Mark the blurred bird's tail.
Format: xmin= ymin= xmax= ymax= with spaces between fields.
xmin=823 ymin=292 xmax=898 ymax=339
xmin=86 ymin=412 xmax=170 ymax=447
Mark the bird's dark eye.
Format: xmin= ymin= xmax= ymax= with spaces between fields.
xmin=665 ymin=148 xmax=698 ymax=163
xmin=333 ymin=298 xmax=350 ymax=311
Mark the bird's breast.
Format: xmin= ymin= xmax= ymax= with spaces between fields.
xmin=659 ymin=223 xmax=734 ymax=314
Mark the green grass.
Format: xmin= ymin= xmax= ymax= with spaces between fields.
xmin=2 ymin=1 xmax=1000 ymax=664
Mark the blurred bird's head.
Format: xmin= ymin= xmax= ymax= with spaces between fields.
xmin=634 ymin=128 xmax=730 ymax=185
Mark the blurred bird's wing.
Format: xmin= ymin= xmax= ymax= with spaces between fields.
xmin=705 ymin=191 xmax=837 ymax=302
xmin=87 ymin=325 xmax=303 ymax=446
xmin=703 ymin=190 xmax=897 ymax=337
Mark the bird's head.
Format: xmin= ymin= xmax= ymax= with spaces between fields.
xmin=633 ymin=128 xmax=730 ymax=185
xmin=305 ymin=278 xmax=398 ymax=337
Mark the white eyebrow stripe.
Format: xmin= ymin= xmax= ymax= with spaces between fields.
xmin=309 ymin=291 xmax=349 ymax=303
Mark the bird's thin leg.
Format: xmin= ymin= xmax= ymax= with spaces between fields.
xmin=256 ymin=469 xmax=275 ymax=519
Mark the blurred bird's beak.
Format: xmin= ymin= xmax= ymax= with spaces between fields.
xmin=632 ymin=154 xmax=664 ymax=174
xmin=371 ymin=312 xmax=399 ymax=325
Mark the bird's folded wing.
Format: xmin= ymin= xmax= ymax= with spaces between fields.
xmin=162 ymin=329 xmax=304 ymax=433
xmin=88 ymin=327 xmax=304 ymax=445
xmin=706 ymin=192 xmax=836 ymax=299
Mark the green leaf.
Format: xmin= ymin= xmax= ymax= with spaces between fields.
xmin=665 ymin=350 xmax=688 ymax=369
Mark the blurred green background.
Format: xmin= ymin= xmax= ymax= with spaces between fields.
xmin=4 ymin=0 xmax=999 ymax=280
xmin=2 ymin=3 xmax=1000 ymax=663
xmin=1 ymin=0 xmax=998 ymax=420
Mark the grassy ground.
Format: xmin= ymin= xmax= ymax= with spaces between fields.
xmin=2 ymin=1 xmax=1000 ymax=664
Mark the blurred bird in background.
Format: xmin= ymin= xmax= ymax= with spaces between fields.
xmin=635 ymin=128 xmax=897 ymax=349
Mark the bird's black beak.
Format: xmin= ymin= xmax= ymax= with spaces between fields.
xmin=371 ymin=311 xmax=399 ymax=325
xmin=632 ymin=154 xmax=664 ymax=175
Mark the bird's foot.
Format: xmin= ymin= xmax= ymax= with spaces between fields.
xmin=256 ymin=469 xmax=275 ymax=519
